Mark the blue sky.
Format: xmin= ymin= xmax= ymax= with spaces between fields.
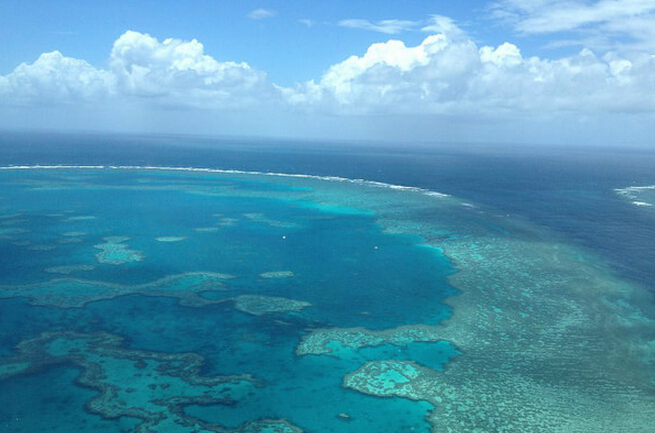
xmin=1 ymin=0 xmax=654 ymax=146
xmin=0 ymin=1 xmax=499 ymax=84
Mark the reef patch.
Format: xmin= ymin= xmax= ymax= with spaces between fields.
xmin=0 ymin=331 xmax=303 ymax=433
xmin=93 ymin=236 xmax=144 ymax=265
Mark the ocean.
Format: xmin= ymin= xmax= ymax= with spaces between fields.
xmin=0 ymin=131 xmax=654 ymax=432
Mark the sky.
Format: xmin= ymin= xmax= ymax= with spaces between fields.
xmin=0 ymin=0 xmax=654 ymax=146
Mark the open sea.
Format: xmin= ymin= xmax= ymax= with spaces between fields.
xmin=0 ymin=131 xmax=654 ymax=432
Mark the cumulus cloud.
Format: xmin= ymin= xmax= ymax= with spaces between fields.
xmin=0 ymin=51 xmax=114 ymax=105
xmin=279 ymin=20 xmax=655 ymax=117
xmin=108 ymin=31 xmax=269 ymax=107
xmin=279 ymin=32 xmax=476 ymax=113
xmin=0 ymin=31 xmax=270 ymax=109
xmin=1 ymin=24 xmax=654 ymax=142
xmin=248 ymin=8 xmax=277 ymax=20
xmin=338 ymin=19 xmax=420 ymax=34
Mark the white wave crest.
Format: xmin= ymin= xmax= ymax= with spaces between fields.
xmin=0 ymin=164 xmax=451 ymax=198
xmin=615 ymin=185 xmax=655 ymax=209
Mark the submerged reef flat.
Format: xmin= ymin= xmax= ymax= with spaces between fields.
xmin=215 ymin=217 xmax=239 ymax=226
xmin=2 ymin=166 xmax=655 ymax=432
xmin=27 ymin=244 xmax=56 ymax=251
xmin=11 ymin=240 xmax=31 ymax=246
xmin=155 ymin=236 xmax=188 ymax=242
xmin=296 ymin=325 xmax=445 ymax=356
xmin=44 ymin=264 xmax=96 ymax=275
xmin=194 ymin=227 xmax=220 ymax=232
xmin=65 ymin=215 xmax=97 ymax=221
xmin=335 ymin=232 xmax=655 ymax=432
xmin=57 ymin=237 xmax=84 ymax=244
xmin=0 ymin=331 xmax=302 ymax=433
xmin=343 ymin=360 xmax=434 ymax=401
xmin=0 ymin=227 xmax=29 ymax=238
xmin=62 ymin=231 xmax=88 ymax=237
xmin=412 ymin=235 xmax=655 ymax=432
xmin=233 ymin=295 xmax=311 ymax=316
xmin=243 ymin=213 xmax=300 ymax=229
xmin=251 ymin=173 xmax=655 ymax=432
xmin=315 ymin=234 xmax=655 ymax=432
xmin=259 ymin=271 xmax=294 ymax=279
xmin=0 ymin=272 xmax=311 ymax=317
xmin=0 ymin=272 xmax=233 ymax=308
xmin=0 ymin=212 xmax=24 ymax=219
xmin=93 ymin=236 xmax=144 ymax=265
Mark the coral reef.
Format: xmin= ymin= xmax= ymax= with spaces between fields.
xmin=233 ymin=295 xmax=311 ymax=316
xmin=0 ymin=331 xmax=303 ymax=433
xmin=93 ymin=236 xmax=144 ymax=265
xmin=296 ymin=324 xmax=445 ymax=356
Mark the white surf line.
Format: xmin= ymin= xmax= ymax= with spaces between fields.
xmin=0 ymin=164 xmax=451 ymax=199
xmin=614 ymin=185 xmax=655 ymax=194
xmin=614 ymin=185 xmax=655 ymax=207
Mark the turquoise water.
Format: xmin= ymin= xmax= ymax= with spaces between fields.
xmin=1 ymin=146 xmax=654 ymax=432
xmin=0 ymin=168 xmax=456 ymax=432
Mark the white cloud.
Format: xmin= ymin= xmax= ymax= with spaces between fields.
xmin=495 ymin=0 xmax=655 ymax=33
xmin=0 ymin=25 xmax=653 ymax=144
xmin=420 ymin=15 xmax=466 ymax=38
xmin=309 ymin=35 xmax=478 ymax=111
xmin=248 ymin=8 xmax=277 ymax=20
xmin=108 ymin=31 xmax=269 ymax=107
xmin=338 ymin=19 xmax=420 ymax=34
xmin=490 ymin=0 xmax=655 ymax=51
xmin=280 ymin=22 xmax=655 ymax=118
xmin=337 ymin=15 xmax=462 ymax=37
xmin=0 ymin=51 xmax=114 ymax=105
xmin=0 ymin=31 xmax=270 ymax=109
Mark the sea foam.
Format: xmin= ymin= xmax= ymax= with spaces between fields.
xmin=0 ymin=164 xmax=451 ymax=199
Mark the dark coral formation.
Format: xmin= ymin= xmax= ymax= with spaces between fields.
xmin=0 ymin=331 xmax=303 ymax=433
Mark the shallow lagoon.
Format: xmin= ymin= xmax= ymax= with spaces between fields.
xmin=1 ymin=166 xmax=654 ymax=432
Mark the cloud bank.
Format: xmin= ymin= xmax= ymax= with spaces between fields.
xmin=1 ymin=21 xmax=653 ymax=144
xmin=0 ymin=31 xmax=268 ymax=109
xmin=0 ymin=51 xmax=115 ymax=105
xmin=281 ymin=19 xmax=655 ymax=117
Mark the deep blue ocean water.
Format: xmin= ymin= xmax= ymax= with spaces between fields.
xmin=2 ymin=131 xmax=653 ymax=288
xmin=0 ymin=131 xmax=654 ymax=432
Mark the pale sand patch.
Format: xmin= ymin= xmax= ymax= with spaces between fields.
xmin=259 ymin=271 xmax=294 ymax=279
xmin=155 ymin=236 xmax=187 ymax=243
